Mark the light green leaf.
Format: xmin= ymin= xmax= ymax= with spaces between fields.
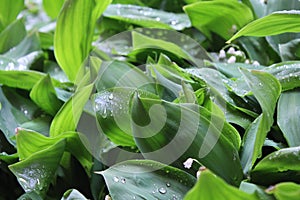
xmin=0 ymin=0 xmax=24 ymax=31
xmin=267 ymin=182 xmax=300 ymax=200
xmin=9 ymin=140 xmax=66 ymax=196
xmin=50 ymin=84 xmax=93 ymax=136
xmin=61 ymin=189 xmax=88 ymax=200
xmin=30 ymin=74 xmax=63 ymax=116
xmin=103 ymin=4 xmax=191 ymax=30
xmin=277 ymin=89 xmax=300 ymax=147
xmin=98 ymin=160 xmax=196 ymax=200
xmin=131 ymin=94 xmax=243 ymax=186
xmin=251 ymin=147 xmax=300 ymax=185
xmin=184 ymin=170 xmax=259 ymax=200
xmin=54 ymin=0 xmax=111 ymax=82
xmin=240 ymin=68 xmax=281 ymax=173
xmin=227 ymin=10 xmax=300 ymax=43
xmin=43 ymin=0 xmax=64 ymax=19
xmin=184 ymin=0 xmax=253 ymax=40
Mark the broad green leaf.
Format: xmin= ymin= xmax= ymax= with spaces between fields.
xmin=54 ymin=0 xmax=111 ymax=82
xmin=103 ymin=4 xmax=191 ymax=30
xmin=17 ymin=192 xmax=43 ymax=200
xmin=0 ymin=70 xmax=48 ymax=90
xmin=278 ymin=38 xmax=300 ymax=61
xmin=98 ymin=160 xmax=196 ymax=200
xmin=251 ymin=147 xmax=300 ymax=185
xmin=0 ymin=0 xmax=24 ymax=31
xmin=240 ymin=68 xmax=281 ymax=173
xmin=43 ymin=0 xmax=64 ymax=19
xmin=267 ymin=182 xmax=300 ymax=200
xmin=227 ymin=10 xmax=300 ymax=43
xmin=239 ymin=182 xmax=274 ymax=200
xmin=50 ymin=84 xmax=93 ymax=136
xmin=0 ymin=19 xmax=26 ymax=54
xmin=184 ymin=0 xmax=253 ymax=40
xmin=9 ymin=140 xmax=66 ymax=196
xmin=61 ymin=189 xmax=88 ymax=200
xmin=20 ymin=115 xmax=52 ymax=136
xmin=16 ymin=128 xmax=93 ymax=176
xmin=30 ymin=74 xmax=63 ymax=116
xmin=277 ymin=89 xmax=300 ymax=147
xmin=131 ymin=94 xmax=243 ymax=186
xmin=184 ymin=170 xmax=259 ymax=200
xmin=264 ymin=61 xmax=300 ymax=91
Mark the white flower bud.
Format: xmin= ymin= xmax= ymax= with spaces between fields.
xmin=183 ymin=158 xmax=194 ymax=169
xmin=227 ymin=56 xmax=236 ymax=64
xmin=219 ymin=49 xmax=226 ymax=59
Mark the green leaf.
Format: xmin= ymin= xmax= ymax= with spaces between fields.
xmin=54 ymin=0 xmax=111 ymax=82
xmin=278 ymin=38 xmax=300 ymax=61
xmin=131 ymin=94 xmax=243 ymax=186
xmin=277 ymin=89 xmax=300 ymax=147
xmin=264 ymin=61 xmax=300 ymax=91
xmin=0 ymin=19 xmax=26 ymax=54
xmin=251 ymin=147 xmax=300 ymax=185
xmin=50 ymin=84 xmax=93 ymax=136
xmin=239 ymin=182 xmax=274 ymax=200
xmin=98 ymin=160 xmax=196 ymax=200
xmin=0 ymin=0 xmax=24 ymax=31
xmin=61 ymin=189 xmax=88 ymax=200
xmin=239 ymin=68 xmax=281 ymax=173
xmin=42 ymin=0 xmax=64 ymax=19
xmin=17 ymin=191 xmax=43 ymax=200
xmin=227 ymin=10 xmax=300 ymax=43
xmin=184 ymin=0 xmax=253 ymax=40
xmin=184 ymin=170 xmax=259 ymax=200
xmin=267 ymin=182 xmax=300 ymax=200
xmin=9 ymin=140 xmax=66 ymax=196
xmin=103 ymin=4 xmax=191 ymax=30
xmin=30 ymin=74 xmax=63 ymax=116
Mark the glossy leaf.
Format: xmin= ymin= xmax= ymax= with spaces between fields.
xmin=240 ymin=68 xmax=281 ymax=173
xmin=30 ymin=74 xmax=63 ymax=116
xmin=131 ymin=94 xmax=243 ymax=186
xmin=227 ymin=10 xmax=300 ymax=43
xmin=184 ymin=169 xmax=259 ymax=200
xmin=50 ymin=84 xmax=93 ymax=136
xmin=61 ymin=189 xmax=88 ymax=200
xmin=54 ymin=0 xmax=111 ymax=82
xmin=277 ymin=89 xmax=300 ymax=147
xmin=184 ymin=0 xmax=253 ymax=40
xmin=103 ymin=4 xmax=191 ymax=30
xmin=9 ymin=140 xmax=66 ymax=196
xmin=251 ymin=147 xmax=300 ymax=185
xmin=98 ymin=160 xmax=196 ymax=200
xmin=268 ymin=182 xmax=300 ymax=200
xmin=0 ymin=0 xmax=24 ymax=31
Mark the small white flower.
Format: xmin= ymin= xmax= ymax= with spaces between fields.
xmin=252 ymin=61 xmax=260 ymax=66
xmin=245 ymin=59 xmax=250 ymax=64
xmin=183 ymin=158 xmax=194 ymax=169
xmin=227 ymin=47 xmax=235 ymax=54
xmin=196 ymin=170 xmax=201 ymax=179
xmin=234 ymin=50 xmax=243 ymax=57
xmin=105 ymin=195 xmax=112 ymax=200
xmin=231 ymin=24 xmax=237 ymax=33
xmin=227 ymin=56 xmax=236 ymax=64
xmin=219 ymin=49 xmax=226 ymax=59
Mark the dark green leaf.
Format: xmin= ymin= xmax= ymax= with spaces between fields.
xmin=98 ymin=160 xmax=196 ymax=200
xmin=61 ymin=189 xmax=88 ymax=200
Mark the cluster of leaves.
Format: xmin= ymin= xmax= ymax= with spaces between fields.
xmin=1 ymin=0 xmax=300 ymax=199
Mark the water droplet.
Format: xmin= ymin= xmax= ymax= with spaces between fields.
xmin=170 ymin=20 xmax=178 ymax=25
xmin=166 ymin=182 xmax=171 ymax=187
xmin=121 ymin=177 xmax=126 ymax=184
xmin=155 ymin=17 xmax=160 ymax=21
xmin=159 ymin=187 xmax=167 ymax=194
xmin=113 ymin=176 xmax=119 ymax=182
xmin=108 ymin=93 xmax=114 ymax=100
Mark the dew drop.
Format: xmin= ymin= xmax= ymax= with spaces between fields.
xmin=155 ymin=17 xmax=160 ymax=21
xmin=113 ymin=176 xmax=119 ymax=182
xmin=159 ymin=187 xmax=167 ymax=194
xmin=108 ymin=93 xmax=114 ymax=100
xmin=121 ymin=177 xmax=126 ymax=184
xmin=166 ymin=182 xmax=171 ymax=187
